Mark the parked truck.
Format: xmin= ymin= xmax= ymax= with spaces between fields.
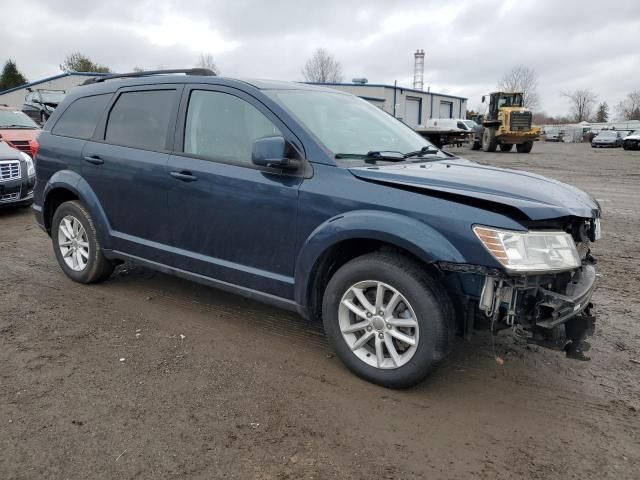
xmin=472 ymin=92 xmax=540 ymax=153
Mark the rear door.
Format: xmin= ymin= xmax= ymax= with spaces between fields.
xmin=82 ymin=85 xmax=182 ymax=260
xmin=165 ymin=85 xmax=303 ymax=298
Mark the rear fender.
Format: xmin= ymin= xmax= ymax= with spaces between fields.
xmin=43 ymin=170 xmax=112 ymax=248
xmin=294 ymin=210 xmax=466 ymax=307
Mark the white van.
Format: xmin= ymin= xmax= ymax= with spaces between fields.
xmin=424 ymin=118 xmax=477 ymax=131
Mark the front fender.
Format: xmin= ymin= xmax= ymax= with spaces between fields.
xmin=294 ymin=209 xmax=466 ymax=307
xmin=43 ymin=170 xmax=112 ymax=248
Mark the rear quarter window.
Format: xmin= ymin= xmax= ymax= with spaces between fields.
xmin=51 ymin=94 xmax=112 ymax=139
xmin=104 ymin=90 xmax=176 ymax=151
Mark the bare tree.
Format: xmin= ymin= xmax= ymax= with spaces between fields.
xmin=615 ymin=90 xmax=640 ymax=121
xmin=302 ymin=48 xmax=343 ymax=83
xmin=196 ymin=54 xmax=219 ymax=75
xmin=60 ymin=52 xmax=110 ymax=73
xmin=497 ymin=65 xmax=540 ymax=110
xmin=561 ymin=89 xmax=597 ymax=122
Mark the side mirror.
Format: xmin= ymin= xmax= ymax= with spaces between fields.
xmin=252 ymin=136 xmax=297 ymax=170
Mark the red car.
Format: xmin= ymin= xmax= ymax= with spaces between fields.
xmin=0 ymin=104 xmax=40 ymax=157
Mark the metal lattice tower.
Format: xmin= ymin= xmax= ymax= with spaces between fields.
xmin=413 ymin=49 xmax=425 ymax=90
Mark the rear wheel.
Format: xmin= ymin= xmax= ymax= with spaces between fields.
xmin=322 ymin=252 xmax=453 ymax=388
xmin=470 ymin=139 xmax=481 ymax=150
xmin=516 ymin=141 xmax=533 ymax=153
xmin=51 ymin=200 xmax=114 ymax=284
xmin=499 ymin=143 xmax=513 ymax=152
xmin=482 ymin=128 xmax=497 ymax=152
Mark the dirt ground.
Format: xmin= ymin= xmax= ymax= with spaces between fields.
xmin=1 ymin=142 xmax=639 ymax=479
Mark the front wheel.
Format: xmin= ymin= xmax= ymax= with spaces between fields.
xmin=482 ymin=128 xmax=497 ymax=152
xmin=516 ymin=141 xmax=533 ymax=153
xmin=322 ymin=253 xmax=453 ymax=388
xmin=51 ymin=200 xmax=114 ymax=283
xmin=499 ymin=143 xmax=513 ymax=152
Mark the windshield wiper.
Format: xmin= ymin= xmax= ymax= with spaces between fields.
xmin=334 ymin=151 xmax=406 ymax=163
xmin=2 ymin=124 xmax=36 ymax=129
xmin=402 ymin=146 xmax=441 ymax=159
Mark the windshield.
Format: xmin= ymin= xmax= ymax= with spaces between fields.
xmin=39 ymin=91 xmax=65 ymax=103
xmin=497 ymin=93 xmax=523 ymax=108
xmin=267 ymin=90 xmax=446 ymax=163
xmin=0 ymin=110 xmax=39 ymax=128
xmin=463 ymin=120 xmax=477 ymax=128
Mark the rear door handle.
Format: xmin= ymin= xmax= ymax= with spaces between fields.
xmin=169 ymin=171 xmax=198 ymax=182
xmin=83 ymin=155 xmax=104 ymax=165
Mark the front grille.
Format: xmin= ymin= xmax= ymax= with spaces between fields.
xmin=7 ymin=140 xmax=31 ymax=154
xmin=0 ymin=160 xmax=20 ymax=182
xmin=510 ymin=112 xmax=532 ymax=131
xmin=0 ymin=192 xmax=20 ymax=203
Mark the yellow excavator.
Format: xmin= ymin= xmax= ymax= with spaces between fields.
xmin=471 ymin=92 xmax=540 ymax=153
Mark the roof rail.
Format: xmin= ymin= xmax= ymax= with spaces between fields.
xmin=82 ymin=68 xmax=216 ymax=85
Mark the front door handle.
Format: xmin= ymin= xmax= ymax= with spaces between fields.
xmin=83 ymin=155 xmax=104 ymax=165
xmin=169 ymin=171 xmax=198 ymax=182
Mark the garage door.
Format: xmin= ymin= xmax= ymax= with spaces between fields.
xmin=405 ymin=97 xmax=421 ymax=126
xmin=439 ymin=101 xmax=453 ymax=118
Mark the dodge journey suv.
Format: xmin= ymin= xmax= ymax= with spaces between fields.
xmin=33 ymin=69 xmax=601 ymax=388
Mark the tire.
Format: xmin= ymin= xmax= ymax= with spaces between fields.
xmin=499 ymin=143 xmax=513 ymax=152
xmin=516 ymin=141 xmax=533 ymax=153
xmin=51 ymin=200 xmax=114 ymax=284
xmin=482 ymin=128 xmax=497 ymax=152
xmin=322 ymin=252 xmax=453 ymax=388
xmin=470 ymin=140 xmax=481 ymax=150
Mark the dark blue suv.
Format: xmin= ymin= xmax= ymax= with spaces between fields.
xmin=33 ymin=69 xmax=601 ymax=387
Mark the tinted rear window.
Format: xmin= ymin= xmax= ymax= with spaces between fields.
xmin=105 ymin=90 xmax=176 ymax=150
xmin=51 ymin=94 xmax=112 ymax=139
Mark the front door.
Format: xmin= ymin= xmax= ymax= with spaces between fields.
xmin=166 ymin=86 xmax=303 ymax=299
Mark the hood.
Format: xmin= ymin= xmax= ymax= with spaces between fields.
xmin=0 ymin=129 xmax=39 ymax=143
xmin=624 ymin=134 xmax=640 ymax=140
xmin=593 ymin=137 xmax=616 ymax=142
xmin=0 ymin=141 xmax=22 ymax=160
xmin=348 ymin=158 xmax=600 ymax=221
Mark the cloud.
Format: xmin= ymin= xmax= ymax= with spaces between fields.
xmin=1 ymin=0 xmax=638 ymax=116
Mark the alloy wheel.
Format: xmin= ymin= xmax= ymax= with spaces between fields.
xmin=338 ymin=280 xmax=419 ymax=369
xmin=58 ymin=215 xmax=90 ymax=272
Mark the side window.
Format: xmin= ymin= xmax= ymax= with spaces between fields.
xmin=51 ymin=94 xmax=112 ymax=140
xmin=457 ymin=121 xmax=466 ymax=129
xmin=105 ymin=90 xmax=176 ymax=150
xmin=183 ymin=90 xmax=281 ymax=164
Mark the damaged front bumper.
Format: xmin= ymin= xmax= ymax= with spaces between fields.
xmin=441 ymin=261 xmax=598 ymax=357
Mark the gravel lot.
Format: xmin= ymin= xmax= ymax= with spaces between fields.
xmin=1 ymin=142 xmax=639 ymax=479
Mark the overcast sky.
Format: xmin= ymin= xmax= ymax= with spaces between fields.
xmin=1 ymin=0 xmax=638 ymax=116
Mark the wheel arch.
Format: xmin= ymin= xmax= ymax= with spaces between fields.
xmin=294 ymin=210 xmax=466 ymax=320
xmin=43 ymin=170 xmax=112 ymax=248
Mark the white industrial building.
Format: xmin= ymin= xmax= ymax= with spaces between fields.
xmin=308 ymin=81 xmax=468 ymax=128
xmin=0 ymin=72 xmax=107 ymax=108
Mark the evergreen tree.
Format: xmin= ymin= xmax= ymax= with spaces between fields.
xmin=595 ymin=102 xmax=609 ymax=123
xmin=0 ymin=60 xmax=28 ymax=90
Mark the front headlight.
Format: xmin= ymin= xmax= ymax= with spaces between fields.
xmin=474 ymin=226 xmax=581 ymax=273
xmin=20 ymin=152 xmax=35 ymax=176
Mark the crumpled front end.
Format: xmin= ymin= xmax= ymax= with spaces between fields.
xmin=441 ymin=216 xmax=600 ymax=360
